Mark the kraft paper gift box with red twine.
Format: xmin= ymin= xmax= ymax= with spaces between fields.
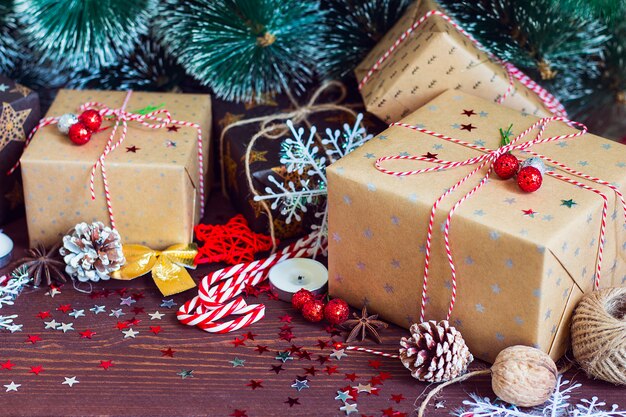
xmin=327 ymin=90 xmax=626 ymax=363
xmin=355 ymin=0 xmax=565 ymax=123
xmin=19 ymin=89 xmax=212 ymax=249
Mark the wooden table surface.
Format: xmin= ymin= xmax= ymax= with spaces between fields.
xmin=0 ymin=193 xmax=624 ymax=417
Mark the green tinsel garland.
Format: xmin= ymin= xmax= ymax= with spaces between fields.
xmin=16 ymin=0 xmax=157 ymax=70
xmin=156 ymin=0 xmax=330 ymax=102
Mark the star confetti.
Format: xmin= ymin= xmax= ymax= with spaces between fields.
xmin=357 ymin=383 xmax=373 ymax=393
xmin=247 ymin=379 xmax=263 ymax=390
xmin=177 ymin=369 xmax=194 ymax=379
xmin=149 ymin=326 xmax=162 ymax=335
xmin=523 ymin=208 xmax=538 ymax=217
xmin=368 ymin=359 xmax=382 ymax=369
xmin=270 ymin=364 xmax=284 ymax=374
xmin=230 ymin=358 xmax=245 ymax=367
xmin=26 ymin=334 xmax=42 ymax=344
xmin=36 ymin=311 xmax=51 ymax=319
xmin=231 ymin=337 xmax=247 ymax=347
xmin=335 ymin=390 xmax=352 ymax=402
xmin=297 ymin=350 xmax=312 ymax=360
xmin=330 ymin=349 xmax=347 ymax=360
xmin=304 ymin=366 xmax=317 ymax=376
xmin=30 ymin=365 xmax=44 ymax=375
xmin=561 ymin=198 xmax=577 ymax=208
xmin=230 ymin=410 xmax=248 ymax=417
xmin=4 ymin=381 xmax=20 ymax=392
xmin=149 ymin=311 xmax=164 ymax=320
xmin=160 ymin=299 xmax=176 ymax=309
xmin=345 ymin=373 xmax=358 ymax=382
xmin=109 ymin=309 xmax=125 ymax=318
xmin=90 ymin=305 xmax=106 ymax=314
xmin=194 ymin=215 xmax=274 ymax=265
xmin=325 ymin=365 xmax=339 ymax=375
xmin=58 ymin=322 xmax=74 ymax=333
xmin=255 ymin=345 xmax=269 ymax=354
xmin=69 ymin=309 xmax=85 ymax=318
xmin=120 ymin=296 xmax=136 ymax=306
xmin=62 ymin=376 xmax=79 ymax=387
xmin=317 ymin=339 xmax=330 ymax=349
xmin=279 ymin=314 xmax=292 ymax=323
xmin=100 ymin=360 xmax=114 ymax=370
xmin=340 ymin=402 xmax=358 ymax=415
xmin=122 ymin=328 xmax=139 ymax=338
xmin=131 ymin=306 xmax=144 ymax=315
xmin=285 ymin=397 xmax=300 ymax=407
xmin=161 ymin=347 xmax=176 ymax=357
xmin=57 ymin=304 xmax=72 ymax=313
xmin=391 ymin=393 xmax=406 ymax=403
xmin=275 ymin=351 xmax=293 ymax=363
xmin=1 ymin=359 xmax=15 ymax=370
xmin=79 ymin=329 xmax=96 ymax=339
xmin=45 ymin=287 xmax=61 ymax=297
xmin=291 ymin=379 xmax=309 ymax=391
xmin=317 ymin=355 xmax=330 ymax=365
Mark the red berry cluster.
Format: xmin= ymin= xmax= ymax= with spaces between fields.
xmin=291 ymin=289 xmax=349 ymax=325
xmin=67 ymin=109 xmax=103 ymax=145
xmin=493 ymin=153 xmax=543 ymax=193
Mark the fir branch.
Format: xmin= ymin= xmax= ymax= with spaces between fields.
xmin=156 ymin=0 xmax=329 ymax=102
xmin=321 ymin=0 xmax=413 ymax=78
xmin=0 ymin=0 xmax=20 ymax=73
xmin=16 ymin=0 xmax=157 ymax=70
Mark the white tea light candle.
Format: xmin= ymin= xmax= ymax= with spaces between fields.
xmin=268 ymin=258 xmax=328 ymax=302
xmin=0 ymin=231 xmax=14 ymax=268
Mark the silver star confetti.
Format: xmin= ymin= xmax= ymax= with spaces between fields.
xmin=62 ymin=376 xmax=79 ymax=387
xmin=4 ymin=382 xmax=20 ymax=392
xmin=120 ymin=296 xmax=136 ymax=306
xmin=229 ymin=358 xmax=245 ymax=367
xmin=44 ymin=319 xmax=59 ymax=329
xmin=356 ymin=383 xmax=372 ymax=393
xmin=177 ymin=369 xmax=194 ymax=379
xmin=160 ymin=299 xmax=177 ymax=308
xmin=291 ymin=379 xmax=309 ymax=392
xmin=45 ymin=287 xmax=61 ymax=297
xmin=109 ymin=309 xmax=125 ymax=318
xmin=335 ymin=390 xmax=352 ymax=402
xmin=149 ymin=311 xmax=164 ymax=320
xmin=275 ymin=351 xmax=293 ymax=363
xmin=69 ymin=309 xmax=85 ymax=318
xmin=58 ymin=322 xmax=74 ymax=333
xmin=330 ymin=348 xmax=347 ymax=360
xmin=340 ymin=402 xmax=358 ymax=415
xmin=90 ymin=305 xmax=106 ymax=314
xmin=122 ymin=328 xmax=139 ymax=338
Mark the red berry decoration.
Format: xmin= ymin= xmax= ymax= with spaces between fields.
xmin=324 ymin=298 xmax=350 ymax=325
xmin=517 ymin=166 xmax=543 ymax=192
xmin=302 ymin=299 xmax=325 ymax=322
xmin=493 ymin=153 xmax=519 ymax=179
xmin=68 ymin=122 xmax=92 ymax=145
xmin=291 ymin=289 xmax=315 ymax=311
xmin=78 ymin=109 xmax=103 ymax=132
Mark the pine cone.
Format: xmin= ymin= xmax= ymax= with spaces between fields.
xmin=399 ymin=320 xmax=473 ymax=383
xmin=59 ymin=222 xmax=125 ymax=282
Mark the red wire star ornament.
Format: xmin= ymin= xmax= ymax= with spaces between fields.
xmin=194 ymin=215 xmax=275 ymax=265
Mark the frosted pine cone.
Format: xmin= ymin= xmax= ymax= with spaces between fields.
xmin=399 ymin=320 xmax=473 ymax=383
xmin=59 ymin=222 xmax=125 ymax=282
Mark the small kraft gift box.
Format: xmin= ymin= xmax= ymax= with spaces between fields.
xmin=355 ymin=0 xmax=564 ymax=123
xmin=20 ymin=89 xmax=212 ymax=249
xmin=327 ymin=90 xmax=626 ymax=363
xmin=0 ymin=76 xmax=40 ymax=226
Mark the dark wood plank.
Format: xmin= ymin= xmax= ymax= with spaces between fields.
xmin=0 ymin=194 xmax=623 ymax=417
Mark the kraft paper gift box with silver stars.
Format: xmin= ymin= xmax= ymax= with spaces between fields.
xmin=355 ymin=0 xmax=554 ymax=123
xmin=327 ymin=90 xmax=626 ymax=363
xmin=0 ymin=75 xmax=40 ymax=226
xmin=20 ymin=89 xmax=211 ymax=249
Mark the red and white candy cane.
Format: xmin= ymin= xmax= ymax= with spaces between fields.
xmin=8 ymin=91 xmax=206 ymax=228
xmin=376 ymin=118 xmax=626 ymax=323
xmin=178 ymin=234 xmax=325 ymax=333
xmin=358 ymin=10 xmax=566 ymax=118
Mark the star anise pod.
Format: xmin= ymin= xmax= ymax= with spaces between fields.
xmin=15 ymin=243 xmax=66 ymax=287
xmin=341 ymin=305 xmax=388 ymax=344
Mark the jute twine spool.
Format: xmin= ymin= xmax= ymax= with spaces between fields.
xmin=571 ymin=286 xmax=626 ymax=385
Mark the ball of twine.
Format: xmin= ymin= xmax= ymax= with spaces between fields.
xmin=571 ymin=287 xmax=626 ymax=385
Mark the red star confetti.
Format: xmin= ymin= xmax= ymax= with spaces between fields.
xmin=230 ymin=410 xmax=248 ymax=417
xmin=279 ymin=314 xmax=292 ymax=323
xmin=279 ymin=324 xmax=293 ymax=332
xmin=285 ymin=397 xmax=300 ymax=407
xmin=317 ymin=355 xmax=330 ymax=365
xmin=296 ymin=350 xmax=312 ymax=360
xmin=36 ymin=311 xmax=51 ymax=319
xmin=1 ymin=360 xmax=15 ymax=370
xmin=379 ymin=371 xmax=392 ymax=381
xmin=30 ymin=365 xmax=44 ymax=375
xmin=79 ymin=330 xmax=96 ymax=339
xmin=131 ymin=306 xmax=145 ymax=315
xmin=243 ymin=331 xmax=256 ymax=341
xmin=116 ymin=288 xmax=128 ymax=296
xmin=325 ymin=365 xmax=339 ymax=375
xmin=317 ymin=339 xmax=330 ymax=349
xmin=368 ymin=359 xmax=382 ymax=369
xmin=166 ymin=125 xmax=180 ymax=132
xmin=324 ymin=325 xmax=341 ymax=336
xmin=422 ymin=152 xmax=438 ymax=159
xmin=26 ymin=335 xmax=42 ymax=344
xmin=149 ymin=326 xmax=162 ymax=335
xmin=131 ymin=292 xmax=144 ymax=300
xmin=370 ymin=375 xmax=383 ymax=386
xmin=460 ymin=123 xmax=476 ymax=132
xmin=242 ymin=284 xmax=259 ymax=297
xmin=279 ymin=331 xmax=295 ymax=342
xmin=462 ymin=109 xmax=477 ymax=117
xmin=382 ymin=407 xmax=397 ymax=416
xmin=345 ymin=372 xmax=358 ymax=382
xmin=126 ymin=317 xmax=141 ymax=326
xmin=391 ymin=394 xmax=406 ymax=403
xmin=341 ymin=385 xmax=359 ymax=401
xmin=288 ymin=344 xmax=303 ymax=354
xmin=270 ymin=364 xmax=284 ymax=374
xmin=194 ymin=215 xmax=274 ymax=265
xmin=523 ymin=208 xmax=538 ymax=217
xmin=231 ymin=337 xmax=246 ymax=347
xmin=100 ymin=360 xmax=114 ymax=370
xmin=161 ymin=347 xmax=176 ymax=357
xmin=303 ymin=366 xmax=317 ymax=376
xmin=246 ymin=379 xmax=263 ymax=390
xmin=57 ymin=304 xmax=72 ymax=313
xmin=255 ymin=345 xmax=269 ymax=354
xmin=266 ymin=291 xmax=279 ymax=301
xmin=115 ymin=321 xmax=129 ymax=330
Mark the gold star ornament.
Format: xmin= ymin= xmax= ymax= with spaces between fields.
xmin=0 ymin=102 xmax=31 ymax=152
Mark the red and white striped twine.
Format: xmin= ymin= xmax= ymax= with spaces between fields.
xmin=8 ymin=90 xmax=206 ymax=228
xmin=375 ymin=118 xmax=626 ymax=323
xmin=345 ymin=346 xmax=399 ymax=359
xmin=358 ymin=10 xmax=566 ymax=118
xmin=177 ymin=234 xmax=325 ymax=333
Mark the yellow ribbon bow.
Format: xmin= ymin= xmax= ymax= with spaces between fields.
xmin=111 ymin=243 xmax=198 ymax=296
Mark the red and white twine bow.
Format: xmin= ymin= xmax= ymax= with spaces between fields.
xmin=358 ymin=10 xmax=567 ymax=119
xmin=9 ymin=90 xmax=205 ymax=229
xmin=375 ymin=118 xmax=626 ymax=323
xmin=178 ymin=234 xmax=324 ymax=333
